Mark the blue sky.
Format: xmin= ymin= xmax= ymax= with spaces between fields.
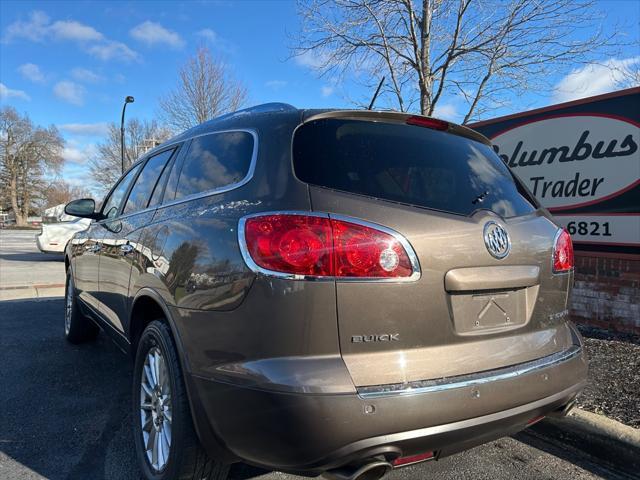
xmin=0 ymin=0 xmax=638 ymax=192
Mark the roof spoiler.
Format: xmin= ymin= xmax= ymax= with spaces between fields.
xmin=302 ymin=110 xmax=491 ymax=146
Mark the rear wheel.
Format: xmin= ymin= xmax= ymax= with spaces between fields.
xmin=64 ymin=270 xmax=98 ymax=343
xmin=133 ymin=320 xmax=229 ymax=480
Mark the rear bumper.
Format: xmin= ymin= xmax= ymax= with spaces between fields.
xmin=35 ymin=234 xmax=63 ymax=254
xmin=190 ymin=343 xmax=587 ymax=475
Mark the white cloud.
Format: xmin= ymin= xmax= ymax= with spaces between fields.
xmin=62 ymin=139 xmax=97 ymax=165
xmin=0 ymin=83 xmax=30 ymax=101
xmin=2 ymin=10 xmax=50 ymax=42
xmin=553 ymin=57 xmax=640 ymax=103
xmin=49 ymin=20 xmax=103 ymax=42
xmin=17 ymin=63 xmax=46 ymax=84
xmin=53 ymin=81 xmax=86 ymax=106
xmin=195 ymin=28 xmax=236 ymax=53
xmin=432 ymin=103 xmax=458 ymax=121
xmin=71 ymin=67 xmax=103 ymax=83
xmin=2 ymin=10 xmax=138 ymax=62
xmin=87 ymin=40 xmax=139 ymax=62
xmin=196 ymin=28 xmax=217 ymax=42
xmin=295 ymin=50 xmax=330 ymax=70
xmin=130 ymin=21 xmax=184 ymax=48
xmin=62 ymin=146 xmax=88 ymax=164
xmin=59 ymin=123 xmax=109 ymax=136
xmin=265 ymin=80 xmax=287 ymax=90
xmin=321 ymin=85 xmax=334 ymax=97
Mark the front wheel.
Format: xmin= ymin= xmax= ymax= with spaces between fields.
xmin=64 ymin=270 xmax=98 ymax=344
xmin=133 ymin=320 xmax=229 ymax=480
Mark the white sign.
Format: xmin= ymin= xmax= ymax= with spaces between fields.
xmin=491 ymin=114 xmax=639 ymax=210
xmin=552 ymin=214 xmax=639 ymax=247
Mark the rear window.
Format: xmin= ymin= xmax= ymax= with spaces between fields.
xmin=293 ymin=119 xmax=537 ymax=217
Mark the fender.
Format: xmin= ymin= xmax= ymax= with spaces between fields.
xmin=129 ymin=287 xmax=238 ymax=464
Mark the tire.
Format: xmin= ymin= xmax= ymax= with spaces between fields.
xmin=133 ymin=320 xmax=229 ymax=480
xmin=64 ymin=270 xmax=98 ymax=344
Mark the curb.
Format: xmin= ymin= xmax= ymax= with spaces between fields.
xmin=567 ymin=408 xmax=640 ymax=448
xmin=530 ymin=407 xmax=640 ymax=476
xmin=0 ymin=284 xmax=65 ymax=301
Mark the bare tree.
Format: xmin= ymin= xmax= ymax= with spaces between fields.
xmin=89 ymin=118 xmax=172 ymax=193
xmin=0 ymin=107 xmax=63 ymax=226
xmin=294 ymin=0 xmax=631 ymax=122
xmin=38 ymin=179 xmax=92 ymax=211
xmin=160 ymin=47 xmax=247 ymax=131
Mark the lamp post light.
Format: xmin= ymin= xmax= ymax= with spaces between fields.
xmin=120 ymin=95 xmax=135 ymax=174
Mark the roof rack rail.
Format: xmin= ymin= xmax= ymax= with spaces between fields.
xmin=215 ymin=102 xmax=297 ymax=122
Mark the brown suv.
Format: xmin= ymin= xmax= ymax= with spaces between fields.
xmin=64 ymin=104 xmax=587 ymax=480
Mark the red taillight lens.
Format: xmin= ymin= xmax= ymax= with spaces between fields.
xmin=331 ymin=219 xmax=413 ymax=278
xmin=553 ymin=228 xmax=574 ymax=273
xmin=406 ymin=116 xmax=449 ymax=131
xmin=242 ymin=214 xmax=416 ymax=279
xmin=243 ymin=214 xmax=333 ymax=276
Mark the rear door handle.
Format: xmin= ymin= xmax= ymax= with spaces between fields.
xmin=120 ymin=244 xmax=134 ymax=255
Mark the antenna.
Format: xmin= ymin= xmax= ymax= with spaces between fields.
xmin=367 ymin=76 xmax=385 ymax=110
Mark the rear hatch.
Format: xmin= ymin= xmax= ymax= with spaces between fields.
xmin=293 ymin=113 xmax=574 ymax=387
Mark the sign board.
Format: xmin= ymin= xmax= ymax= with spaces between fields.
xmin=470 ymin=88 xmax=640 ymax=253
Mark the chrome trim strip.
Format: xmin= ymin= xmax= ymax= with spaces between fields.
xmin=357 ymin=345 xmax=582 ymax=399
xmin=237 ymin=211 xmax=421 ymax=282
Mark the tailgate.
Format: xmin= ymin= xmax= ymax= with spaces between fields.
xmin=313 ymin=187 xmax=573 ymax=387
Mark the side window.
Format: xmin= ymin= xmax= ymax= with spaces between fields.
xmin=123 ymin=148 xmax=175 ymax=214
xmin=101 ymin=164 xmax=141 ymax=219
xmin=174 ymin=131 xmax=254 ymax=200
xmin=148 ymin=145 xmax=180 ymax=207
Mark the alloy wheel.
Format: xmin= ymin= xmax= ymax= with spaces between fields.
xmin=140 ymin=346 xmax=172 ymax=472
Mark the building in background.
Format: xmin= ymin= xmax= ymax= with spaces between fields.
xmin=470 ymin=87 xmax=639 ymax=334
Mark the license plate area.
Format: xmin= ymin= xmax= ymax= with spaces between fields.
xmin=449 ymin=286 xmax=538 ymax=335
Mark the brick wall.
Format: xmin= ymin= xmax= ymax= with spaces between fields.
xmin=571 ymin=251 xmax=640 ymax=334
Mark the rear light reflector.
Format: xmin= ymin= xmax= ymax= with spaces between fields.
xmin=392 ymin=451 xmax=435 ymax=467
xmin=527 ymin=415 xmax=545 ymax=426
xmin=240 ymin=213 xmax=418 ymax=279
xmin=406 ymin=116 xmax=449 ymax=131
xmin=552 ymin=228 xmax=574 ymax=273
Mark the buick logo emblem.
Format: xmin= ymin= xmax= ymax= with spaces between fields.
xmin=483 ymin=222 xmax=511 ymax=259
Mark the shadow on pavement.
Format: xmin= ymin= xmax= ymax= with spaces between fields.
xmin=0 ymin=252 xmax=64 ymax=262
xmin=0 ymin=299 xmax=272 ymax=480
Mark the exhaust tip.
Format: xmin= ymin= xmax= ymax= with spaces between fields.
xmin=324 ymin=460 xmax=392 ymax=480
xmin=353 ymin=462 xmax=392 ymax=480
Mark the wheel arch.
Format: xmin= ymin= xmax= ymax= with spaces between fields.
xmin=129 ymin=288 xmax=236 ymax=464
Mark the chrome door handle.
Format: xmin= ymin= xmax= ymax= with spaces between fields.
xmin=120 ymin=244 xmax=134 ymax=255
xmin=86 ymin=243 xmax=101 ymax=253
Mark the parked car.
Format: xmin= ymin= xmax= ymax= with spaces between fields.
xmin=36 ymin=217 xmax=91 ymax=254
xmin=63 ymin=103 xmax=587 ymax=480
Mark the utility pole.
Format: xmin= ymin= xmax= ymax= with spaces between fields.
xmin=120 ymin=96 xmax=135 ymax=174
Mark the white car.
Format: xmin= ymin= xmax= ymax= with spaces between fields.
xmin=36 ymin=217 xmax=91 ymax=254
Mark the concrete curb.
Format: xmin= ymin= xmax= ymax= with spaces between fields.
xmin=0 ymin=284 xmax=65 ymax=301
xmin=567 ymin=408 xmax=640 ymax=448
xmin=531 ymin=407 xmax=640 ymax=476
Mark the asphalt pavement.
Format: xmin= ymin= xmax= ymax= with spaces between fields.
xmin=0 ymin=230 xmax=635 ymax=480
xmin=0 ymin=229 xmax=65 ymax=289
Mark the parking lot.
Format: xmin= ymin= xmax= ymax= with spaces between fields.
xmin=0 ymin=230 xmax=635 ymax=480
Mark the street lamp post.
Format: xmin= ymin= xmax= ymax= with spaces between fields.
xmin=120 ymin=96 xmax=135 ymax=174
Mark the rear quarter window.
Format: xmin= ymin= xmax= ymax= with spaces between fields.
xmin=172 ymin=131 xmax=254 ymax=200
xmin=293 ymin=118 xmax=537 ymax=218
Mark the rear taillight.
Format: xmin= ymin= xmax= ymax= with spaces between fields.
xmin=552 ymin=228 xmax=574 ymax=273
xmin=240 ymin=213 xmax=418 ymax=280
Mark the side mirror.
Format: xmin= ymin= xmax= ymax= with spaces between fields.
xmin=64 ymin=198 xmax=103 ymax=220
